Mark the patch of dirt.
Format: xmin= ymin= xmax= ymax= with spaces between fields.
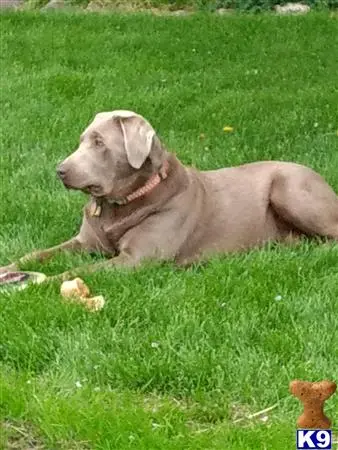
xmin=2 ymin=420 xmax=92 ymax=449
xmin=229 ymin=402 xmax=253 ymax=423
xmin=230 ymin=401 xmax=279 ymax=426
xmin=2 ymin=421 xmax=45 ymax=449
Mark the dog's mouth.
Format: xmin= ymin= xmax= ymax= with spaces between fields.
xmin=61 ymin=180 xmax=101 ymax=195
xmin=84 ymin=184 xmax=101 ymax=195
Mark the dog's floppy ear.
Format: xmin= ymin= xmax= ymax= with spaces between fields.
xmin=118 ymin=114 xmax=155 ymax=169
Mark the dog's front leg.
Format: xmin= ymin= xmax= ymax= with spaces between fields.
xmin=0 ymin=237 xmax=82 ymax=273
xmin=48 ymin=251 xmax=138 ymax=282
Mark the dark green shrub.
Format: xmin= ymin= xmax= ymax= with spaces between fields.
xmin=213 ymin=0 xmax=335 ymax=11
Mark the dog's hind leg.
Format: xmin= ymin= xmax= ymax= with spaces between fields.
xmin=270 ymin=168 xmax=338 ymax=240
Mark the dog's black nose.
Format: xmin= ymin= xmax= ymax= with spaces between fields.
xmin=57 ymin=166 xmax=66 ymax=179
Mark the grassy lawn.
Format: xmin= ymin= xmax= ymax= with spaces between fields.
xmin=1 ymin=11 xmax=338 ymax=449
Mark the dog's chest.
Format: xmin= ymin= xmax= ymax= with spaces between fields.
xmin=85 ymin=198 xmax=138 ymax=250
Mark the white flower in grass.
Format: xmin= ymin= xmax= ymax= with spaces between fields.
xmin=274 ymin=294 xmax=282 ymax=301
xmin=75 ymin=381 xmax=82 ymax=388
xmin=151 ymin=342 xmax=160 ymax=349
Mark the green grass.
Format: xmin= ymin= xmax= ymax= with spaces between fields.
xmin=1 ymin=11 xmax=338 ymax=449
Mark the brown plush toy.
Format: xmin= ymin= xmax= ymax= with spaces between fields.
xmin=290 ymin=380 xmax=336 ymax=429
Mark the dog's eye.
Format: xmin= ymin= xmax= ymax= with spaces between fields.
xmin=94 ymin=137 xmax=105 ymax=149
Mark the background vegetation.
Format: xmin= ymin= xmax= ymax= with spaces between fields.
xmin=22 ymin=0 xmax=338 ymax=12
xmin=141 ymin=0 xmax=338 ymax=11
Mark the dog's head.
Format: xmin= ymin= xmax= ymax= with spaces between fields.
xmin=57 ymin=110 xmax=167 ymax=199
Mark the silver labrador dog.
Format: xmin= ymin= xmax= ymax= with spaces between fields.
xmin=1 ymin=110 xmax=338 ymax=280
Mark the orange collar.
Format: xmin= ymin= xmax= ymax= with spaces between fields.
xmin=90 ymin=160 xmax=169 ymax=217
xmin=120 ymin=159 xmax=169 ymax=205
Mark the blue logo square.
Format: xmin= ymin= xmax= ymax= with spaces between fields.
xmin=296 ymin=429 xmax=332 ymax=449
